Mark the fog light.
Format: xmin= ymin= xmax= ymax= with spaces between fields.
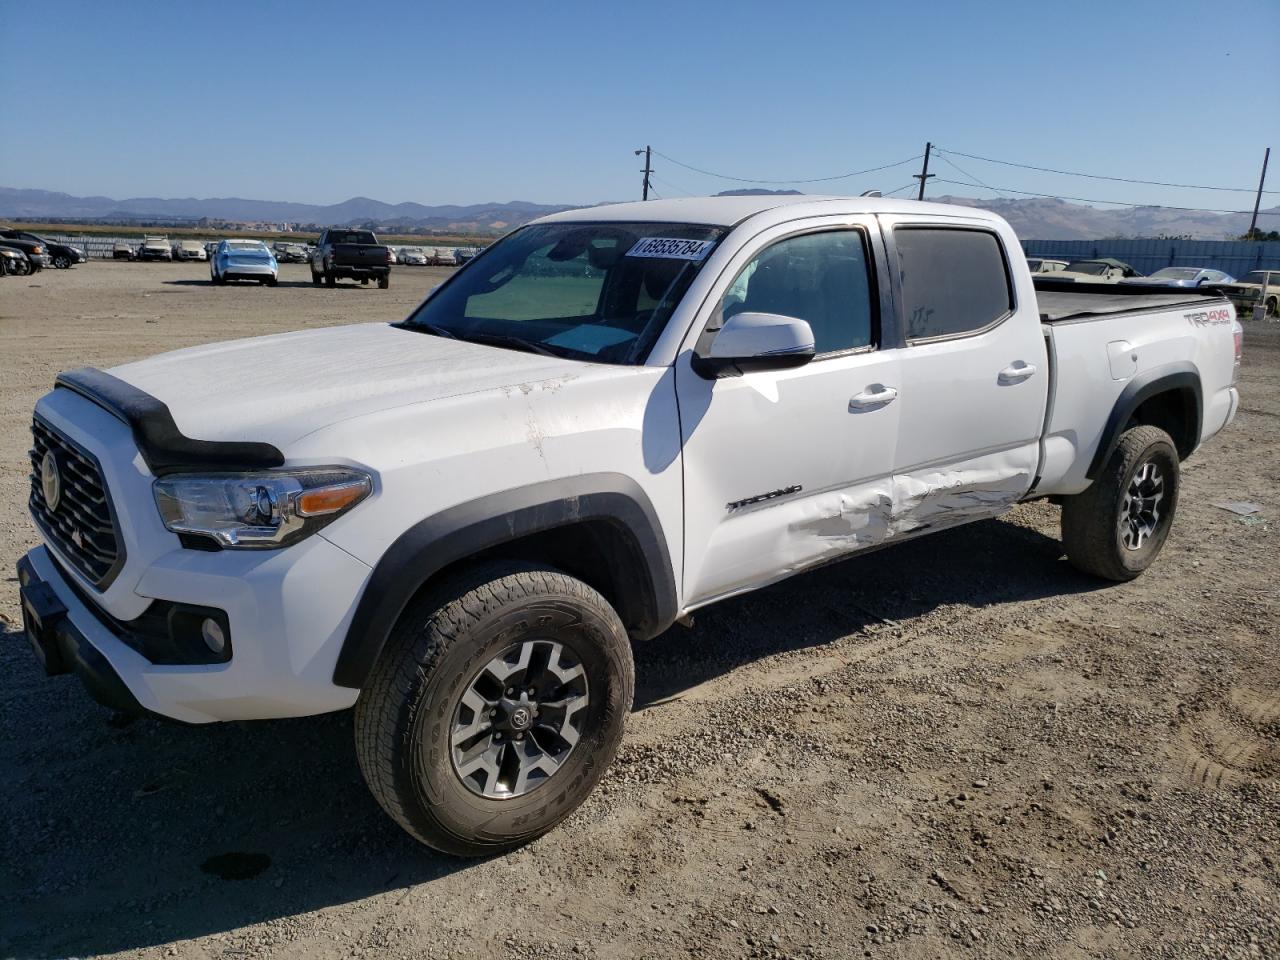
xmin=201 ymin=618 xmax=227 ymax=655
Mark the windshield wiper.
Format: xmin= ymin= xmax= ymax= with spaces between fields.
xmin=458 ymin=332 xmax=565 ymax=358
xmin=398 ymin=321 xmax=458 ymax=340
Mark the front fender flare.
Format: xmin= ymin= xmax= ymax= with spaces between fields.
xmin=332 ymin=473 xmax=677 ymax=689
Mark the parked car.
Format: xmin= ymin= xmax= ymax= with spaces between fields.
xmin=430 ymin=247 xmax=457 ymax=267
xmin=455 ymin=246 xmax=478 ymax=264
xmin=1040 ymin=258 xmax=1144 ymax=283
xmin=1123 ymin=266 xmax=1234 ymax=288
xmin=397 ymin=246 xmax=429 ymax=265
xmin=173 ymin=240 xmax=208 ymax=262
xmin=136 ymin=236 xmax=173 ymax=261
xmin=0 ymin=244 xmax=30 ymax=275
xmin=271 ymin=242 xmax=307 ymax=263
xmin=0 ymin=229 xmax=85 ymax=269
xmin=204 ymin=241 xmax=219 ymax=260
xmin=1026 ymin=257 xmax=1068 ymax=274
xmin=1211 ymin=270 xmax=1279 ymax=319
xmin=310 ymin=228 xmax=391 ymax=287
xmin=0 ymin=232 xmax=50 ymax=271
xmin=16 ymin=196 xmax=1242 ymax=857
xmin=113 ymin=241 xmax=136 ymax=261
xmin=210 ymin=239 xmax=278 ymax=285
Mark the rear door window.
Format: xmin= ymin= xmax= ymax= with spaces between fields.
xmin=895 ymin=228 xmax=1013 ymax=341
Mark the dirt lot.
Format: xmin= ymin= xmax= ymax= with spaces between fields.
xmin=1 ymin=261 xmax=1277 ymax=960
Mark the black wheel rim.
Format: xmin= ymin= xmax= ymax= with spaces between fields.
xmin=450 ymin=639 xmax=590 ymax=800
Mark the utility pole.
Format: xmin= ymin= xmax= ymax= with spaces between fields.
xmin=635 ymin=146 xmax=653 ymax=201
xmin=1248 ymin=146 xmax=1270 ymax=239
xmin=914 ymin=142 xmax=935 ymax=201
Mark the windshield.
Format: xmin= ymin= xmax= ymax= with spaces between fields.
xmin=1065 ymin=261 xmax=1108 ymax=275
xmin=1150 ymin=267 xmax=1198 ymax=279
xmin=328 ymin=230 xmax=377 ymax=245
xmin=403 ymin=221 xmax=727 ymax=364
xmin=1241 ymin=272 xmax=1273 ymax=285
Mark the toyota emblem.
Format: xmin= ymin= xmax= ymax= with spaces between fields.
xmin=40 ymin=451 xmax=62 ymax=512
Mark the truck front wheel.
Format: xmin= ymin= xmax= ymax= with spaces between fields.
xmin=354 ymin=561 xmax=634 ymax=856
xmin=1061 ymin=425 xmax=1180 ymax=581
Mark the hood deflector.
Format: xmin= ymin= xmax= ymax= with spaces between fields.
xmin=54 ymin=367 xmax=285 ymax=476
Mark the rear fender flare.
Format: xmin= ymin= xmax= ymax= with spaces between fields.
xmin=1086 ymin=362 xmax=1201 ymax=480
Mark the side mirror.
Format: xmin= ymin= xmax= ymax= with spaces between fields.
xmin=693 ymin=311 xmax=815 ymax=379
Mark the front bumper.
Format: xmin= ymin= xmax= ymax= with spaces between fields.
xmin=18 ymin=554 xmax=147 ymax=716
xmin=19 ymin=537 xmax=371 ymax=723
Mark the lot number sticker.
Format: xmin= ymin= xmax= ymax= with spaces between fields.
xmin=626 ymin=237 xmax=714 ymax=261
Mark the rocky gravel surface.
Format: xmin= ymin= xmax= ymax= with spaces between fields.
xmin=1 ymin=262 xmax=1277 ymax=959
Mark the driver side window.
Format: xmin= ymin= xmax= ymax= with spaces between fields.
xmin=716 ymin=229 xmax=876 ymax=355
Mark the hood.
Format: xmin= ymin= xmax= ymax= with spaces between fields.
xmin=107 ymin=322 xmax=592 ymax=450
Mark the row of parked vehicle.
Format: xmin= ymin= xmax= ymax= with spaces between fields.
xmin=0 ymin=226 xmax=88 ymax=275
xmin=1026 ymin=255 xmax=1279 ymax=318
xmin=107 ymin=235 xmax=480 ymax=268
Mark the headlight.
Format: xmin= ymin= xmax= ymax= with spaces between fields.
xmin=153 ymin=468 xmax=372 ymax=549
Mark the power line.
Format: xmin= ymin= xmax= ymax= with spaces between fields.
xmin=935 ymin=153 xmax=1008 ymax=198
xmin=930 ymin=177 xmax=1278 ymax=216
xmin=936 ymin=147 xmax=1278 ymax=195
xmin=648 ymin=173 xmax=696 ymax=197
xmin=651 ymin=150 xmax=923 ymax=185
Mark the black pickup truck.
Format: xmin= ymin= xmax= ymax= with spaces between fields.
xmin=310 ymin=228 xmax=392 ymax=288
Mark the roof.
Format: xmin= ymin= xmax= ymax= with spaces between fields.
xmin=533 ymin=195 xmax=1002 ymax=228
xmin=1070 ymin=257 xmax=1135 ymax=268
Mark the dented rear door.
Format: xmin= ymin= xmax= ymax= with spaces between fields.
xmin=880 ymin=217 xmax=1047 ymax=534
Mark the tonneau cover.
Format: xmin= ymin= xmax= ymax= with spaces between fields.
xmin=1034 ymin=277 xmax=1229 ymax=323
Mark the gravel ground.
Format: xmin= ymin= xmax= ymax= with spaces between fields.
xmin=1 ymin=261 xmax=1277 ymax=960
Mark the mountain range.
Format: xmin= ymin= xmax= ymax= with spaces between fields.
xmin=1 ymin=185 xmax=1275 ymax=241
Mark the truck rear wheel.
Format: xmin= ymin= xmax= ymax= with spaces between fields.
xmin=325 ymin=272 xmax=336 ymax=288
xmin=354 ymin=561 xmax=634 ymax=856
xmin=1061 ymin=425 xmax=1180 ymax=581
xmin=378 ymin=274 xmax=390 ymax=289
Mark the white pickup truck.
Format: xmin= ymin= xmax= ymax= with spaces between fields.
xmin=18 ymin=196 xmax=1242 ymax=855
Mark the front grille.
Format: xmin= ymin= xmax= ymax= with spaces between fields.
xmin=29 ymin=417 xmax=125 ymax=589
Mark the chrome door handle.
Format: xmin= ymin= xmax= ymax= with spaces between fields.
xmin=998 ymin=361 xmax=1037 ymax=384
xmin=849 ymin=385 xmax=898 ymax=410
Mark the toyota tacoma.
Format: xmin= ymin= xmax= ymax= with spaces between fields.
xmin=18 ymin=196 xmax=1241 ymax=856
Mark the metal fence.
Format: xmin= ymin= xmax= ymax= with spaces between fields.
xmin=1020 ymin=238 xmax=1280 ymax=278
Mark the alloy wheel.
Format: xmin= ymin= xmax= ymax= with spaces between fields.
xmin=450 ymin=639 xmax=590 ymax=799
xmin=1119 ymin=460 xmax=1164 ymax=550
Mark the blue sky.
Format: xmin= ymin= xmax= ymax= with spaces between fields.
xmin=3 ymin=0 xmax=1277 ymax=212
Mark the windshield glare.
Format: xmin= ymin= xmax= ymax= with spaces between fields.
xmin=1151 ymin=267 xmax=1198 ymax=279
xmin=403 ymin=221 xmax=727 ymax=364
xmin=1066 ymin=261 xmax=1108 ymax=275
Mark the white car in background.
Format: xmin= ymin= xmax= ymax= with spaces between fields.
xmin=398 ymin=247 xmax=429 ymax=265
xmin=1026 ymin=257 xmax=1068 ymax=274
xmin=1123 ymin=267 xmax=1234 ymax=288
xmin=173 ymin=240 xmax=208 ymax=262
xmin=210 ymin=239 xmax=278 ymax=285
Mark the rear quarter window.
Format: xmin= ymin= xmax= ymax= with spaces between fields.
xmin=895 ymin=227 xmax=1013 ymax=340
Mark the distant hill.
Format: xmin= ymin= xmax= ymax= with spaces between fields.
xmin=1 ymin=185 xmax=1275 ymax=240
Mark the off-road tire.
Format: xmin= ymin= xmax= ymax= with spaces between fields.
xmin=311 ymin=269 xmax=321 ymax=286
xmin=1061 ymin=425 xmax=1179 ymax=582
xmin=325 ymin=272 xmax=336 ymax=288
xmin=378 ymin=274 xmax=390 ymax=290
xmin=1267 ymin=296 xmax=1278 ymax=319
xmin=354 ymin=561 xmax=634 ymax=857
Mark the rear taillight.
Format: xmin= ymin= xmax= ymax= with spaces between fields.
xmin=385 ymin=249 xmax=393 ymax=264
xmin=1232 ymin=319 xmax=1243 ymax=384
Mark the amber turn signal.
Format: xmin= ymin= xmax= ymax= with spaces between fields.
xmin=297 ymin=480 xmax=371 ymax=517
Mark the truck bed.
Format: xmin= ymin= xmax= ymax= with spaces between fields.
xmin=1034 ymin=278 xmax=1229 ymax=323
